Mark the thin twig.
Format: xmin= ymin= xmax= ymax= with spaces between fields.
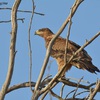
xmin=0 ymin=18 xmax=25 ymax=23
xmin=66 ymin=97 xmax=86 ymax=100
xmin=73 ymin=77 xmax=84 ymax=98
xmin=67 ymin=77 xmax=90 ymax=84
xmin=75 ymin=90 xmax=89 ymax=97
xmin=64 ymin=6 xmax=72 ymax=64
xmin=0 ymin=7 xmax=45 ymax=16
xmin=60 ymin=83 xmax=65 ymax=98
xmin=65 ymin=89 xmax=76 ymax=99
xmin=28 ymin=0 xmax=35 ymax=92
xmin=59 ymin=76 xmax=100 ymax=92
xmin=0 ymin=2 xmax=8 ymax=5
xmin=88 ymin=82 xmax=96 ymax=87
xmin=41 ymin=75 xmax=52 ymax=86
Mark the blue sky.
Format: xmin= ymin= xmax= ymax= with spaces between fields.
xmin=0 ymin=0 xmax=100 ymax=100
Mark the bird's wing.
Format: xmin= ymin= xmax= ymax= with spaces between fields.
xmin=52 ymin=36 xmax=66 ymax=51
xmin=46 ymin=35 xmax=100 ymax=74
xmin=68 ymin=40 xmax=92 ymax=61
xmin=51 ymin=36 xmax=92 ymax=61
xmin=68 ymin=40 xmax=100 ymax=73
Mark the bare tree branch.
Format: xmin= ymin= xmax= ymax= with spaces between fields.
xmin=0 ymin=0 xmax=21 ymax=100
xmin=40 ymin=82 xmax=58 ymax=100
xmin=0 ymin=2 xmax=8 ymax=5
xmin=50 ymin=90 xmax=64 ymax=100
xmin=0 ymin=18 xmax=25 ymax=23
xmin=7 ymin=82 xmax=35 ymax=93
xmin=0 ymin=7 xmax=45 ymax=16
xmin=2 ymin=79 xmax=99 ymax=96
xmin=28 ymin=0 xmax=35 ymax=93
xmin=88 ymin=80 xmax=100 ymax=100
xmin=59 ymin=77 xmax=100 ymax=92
xmin=75 ymin=90 xmax=89 ymax=97
xmin=64 ymin=6 xmax=72 ymax=64
xmin=73 ymin=77 xmax=84 ymax=98
xmin=60 ymin=84 xmax=65 ymax=98
xmin=66 ymin=98 xmax=86 ymax=100
xmin=66 ymin=89 xmax=76 ymax=99
xmin=67 ymin=77 xmax=90 ymax=84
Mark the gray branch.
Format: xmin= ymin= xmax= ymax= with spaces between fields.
xmin=0 ymin=0 xmax=21 ymax=100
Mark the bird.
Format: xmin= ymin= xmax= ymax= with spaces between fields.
xmin=35 ymin=28 xmax=100 ymax=76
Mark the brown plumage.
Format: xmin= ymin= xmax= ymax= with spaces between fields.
xmin=35 ymin=28 xmax=100 ymax=76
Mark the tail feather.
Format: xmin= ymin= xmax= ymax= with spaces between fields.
xmin=84 ymin=60 xmax=100 ymax=73
xmin=72 ymin=60 xmax=100 ymax=74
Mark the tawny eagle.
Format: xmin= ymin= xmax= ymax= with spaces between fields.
xmin=35 ymin=28 xmax=100 ymax=76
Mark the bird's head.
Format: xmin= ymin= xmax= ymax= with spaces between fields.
xmin=35 ymin=28 xmax=54 ymax=38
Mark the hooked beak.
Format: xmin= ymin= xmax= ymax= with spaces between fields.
xmin=34 ymin=30 xmax=38 ymax=35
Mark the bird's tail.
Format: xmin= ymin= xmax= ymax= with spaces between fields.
xmin=72 ymin=59 xmax=100 ymax=74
